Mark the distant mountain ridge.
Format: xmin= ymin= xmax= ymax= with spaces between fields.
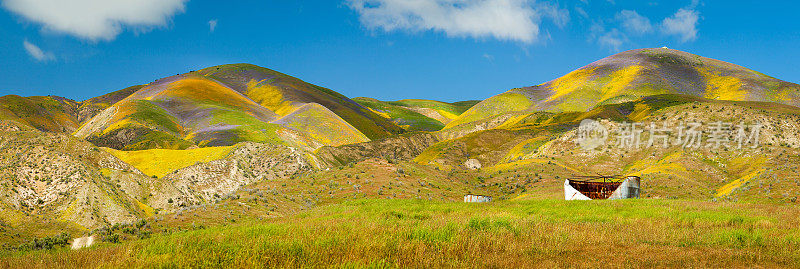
xmin=2 ymin=64 xmax=476 ymax=151
xmin=3 ymin=49 xmax=798 ymax=149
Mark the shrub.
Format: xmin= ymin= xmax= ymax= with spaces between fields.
xmin=18 ymin=232 xmax=71 ymax=251
xmin=137 ymin=230 xmax=152 ymax=239
xmin=103 ymin=233 xmax=120 ymax=243
xmin=122 ymin=226 xmax=137 ymax=235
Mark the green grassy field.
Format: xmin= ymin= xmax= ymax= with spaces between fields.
xmin=2 ymin=198 xmax=798 ymax=268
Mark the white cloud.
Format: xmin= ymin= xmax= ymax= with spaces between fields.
xmin=209 ymin=19 xmax=218 ymax=32
xmin=23 ymin=39 xmax=54 ymax=62
xmin=590 ymin=24 xmax=625 ymax=51
xmin=346 ymin=0 xmax=570 ymax=43
xmin=597 ymin=29 xmax=624 ymax=50
xmin=539 ymin=3 xmax=569 ymax=28
xmin=587 ymin=4 xmax=700 ymax=49
xmin=661 ymin=8 xmax=699 ymax=42
xmin=616 ymin=10 xmax=651 ymax=35
xmin=2 ymin=0 xmax=188 ymax=41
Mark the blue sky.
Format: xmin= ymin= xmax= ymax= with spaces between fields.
xmin=1 ymin=0 xmax=798 ymax=102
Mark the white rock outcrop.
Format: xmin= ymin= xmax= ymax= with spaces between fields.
xmin=464 ymin=159 xmax=481 ymax=170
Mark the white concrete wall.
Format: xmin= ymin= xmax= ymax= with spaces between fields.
xmin=564 ymin=180 xmax=592 ymax=200
xmin=608 ymin=176 xmax=641 ymax=200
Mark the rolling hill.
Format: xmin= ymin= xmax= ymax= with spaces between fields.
xmin=77 ymin=85 xmax=145 ymax=122
xmin=446 ymin=48 xmax=800 ymax=135
xmin=417 ymin=93 xmax=800 ymax=201
xmin=74 ymin=64 xmax=405 ymax=150
xmin=0 ymin=95 xmax=81 ymax=133
xmin=195 ymin=64 xmax=404 ymax=140
xmin=353 ymin=97 xmax=479 ymax=132
xmin=0 ymin=119 xmax=325 ymax=243
xmin=0 ymin=84 xmax=142 ymax=134
xmin=0 ymin=120 xmax=174 ymax=235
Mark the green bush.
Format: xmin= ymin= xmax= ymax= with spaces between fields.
xmin=17 ymin=232 xmax=70 ymax=251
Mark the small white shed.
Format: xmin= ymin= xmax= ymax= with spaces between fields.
xmin=464 ymin=194 xmax=492 ymax=203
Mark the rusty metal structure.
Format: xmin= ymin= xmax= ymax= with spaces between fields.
xmin=564 ymin=175 xmax=641 ymax=200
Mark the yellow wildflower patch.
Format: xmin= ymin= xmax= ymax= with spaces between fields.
xmin=246 ymin=79 xmax=298 ymax=116
xmin=776 ymin=87 xmax=794 ymax=103
xmin=545 ymin=67 xmax=598 ymax=103
xmin=104 ymin=146 xmax=236 ymax=178
xmin=625 ymin=151 xmax=687 ymax=178
xmin=366 ymin=107 xmax=391 ymax=119
xmin=599 ymin=65 xmax=642 ymax=101
xmin=716 ymin=170 xmax=761 ymax=197
xmin=495 ymin=113 xmax=533 ymax=130
xmin=434 ymin=109 xmax=459 ymax=120
xmin=701 ymin=68 xmax=747 ymax=101
xmin=445 ymin=92 xmax=532 ymax=129
xmin=716 ymin=156 xmax=767 ymax=197
xmin=498 ymin=136 xmax=547 ymax=162
xmin=159 ymin=77 xmax=261 ymax=111
xmin=488 ymin=159 xmax=549 ymax=173
xmin=543 ymin=65 xmax=642 ymax=112
xmin=135 ymin=199 xmax=155 ymax=218
xmin=627 ymin=103 xmax=654 ymax=121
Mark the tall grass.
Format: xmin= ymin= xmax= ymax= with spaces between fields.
xmin=2 ymin=198 xmax=799 ymax=268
